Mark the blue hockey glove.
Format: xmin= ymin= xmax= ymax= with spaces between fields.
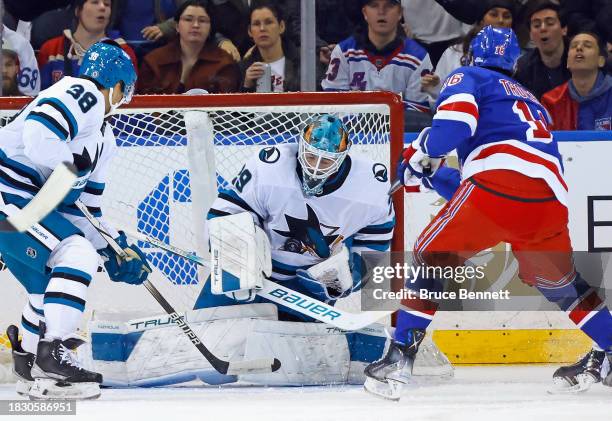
xmin=100 ymin=232 xmax=152 ymax=285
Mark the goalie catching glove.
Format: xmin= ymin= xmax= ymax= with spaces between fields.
xmin=209 ymin=212 xmax=272 ymax=302
xmin=398 ymin=127 xmax=445 ymax=187
xmin=99 ymin=231 xmax=152 ymax=285
xmin=297 ymin=245 xmax=355 ymax=303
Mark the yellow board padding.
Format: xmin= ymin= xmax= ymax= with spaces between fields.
xmin=432 ymin=329 xmax=593 ymax=364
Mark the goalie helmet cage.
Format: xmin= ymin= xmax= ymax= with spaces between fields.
xmin=0 ymin=91 xmax=404 ymax=378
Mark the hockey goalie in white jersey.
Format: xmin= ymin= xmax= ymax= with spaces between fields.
xmin=0 ymin=40 xmax=151 ymax=400
xmin=196 ymin=114 xmax=395 ymax=319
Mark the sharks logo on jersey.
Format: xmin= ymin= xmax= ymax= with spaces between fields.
xmin=259 ymin=146 xmax=281 ymax=164
xmin=274 ymin=204 xmax=342 ymax=258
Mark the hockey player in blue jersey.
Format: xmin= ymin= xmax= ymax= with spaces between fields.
xmin=0 ymin=40 xmax=151 ymax=400
xmin=364 ymin=26 xmax=612 ymax=400
xmin=195 ymin=115 xmax=395 ymax=322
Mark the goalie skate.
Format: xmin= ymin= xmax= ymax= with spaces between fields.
xmin=364 ymin=329 xmax=425 ymax=401
xmin=549 ymin=348 xmax=608 ymax=394
xmin=6 ymin=325 xmax=35 ymax=396
xmin=29 ymin=336 xmax=102 ymax=400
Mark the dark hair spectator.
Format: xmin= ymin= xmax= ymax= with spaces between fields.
xmin=37 ymin=0 xmax=137 ymax=90
xmin=514 ymin=0 xmax=570 ymax=99
xmin=239 ymin=1 xmax=299 ymax=92
xmin=541 ymin=31 xmax=611 ymax=130
xmin=421 ymin=0 xmax=515 ymax=99
xmin=137 ymin=0 xmax=240 ymax=93
xmin=1 ymin=25 xmax=40 ymax=96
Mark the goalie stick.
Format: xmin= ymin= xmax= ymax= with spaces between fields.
xmin=122 ymin=228 xmax=394 ymax=331
xmin=0 ymin=162 xmax=77 ymax=232
xmin=73 ymin=201 xmax=281 ymax=376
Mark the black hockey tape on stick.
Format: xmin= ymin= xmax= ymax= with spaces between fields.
xmin=0 ymin=162 xmax=77 ymax=232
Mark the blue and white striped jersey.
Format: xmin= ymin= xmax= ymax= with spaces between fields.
xmin=322 ymin=35 xmax=434 ymax=113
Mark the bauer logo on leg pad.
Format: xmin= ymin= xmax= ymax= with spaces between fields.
xmin=269 ymin=287 xmax=341 ymax=320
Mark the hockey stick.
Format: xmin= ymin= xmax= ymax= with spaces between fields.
xmin=73 ymin=201 xmax=281 ymax=376
xmin=123 ymin=228 xmax=394 ymax=331
xmin=0 ymin=162 xmax=77 ymax=232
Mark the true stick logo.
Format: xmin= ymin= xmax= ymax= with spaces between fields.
xmin=169 ymin=312 xmax=201 ymax=345
xmin=269 ymin=288 xmax=341 ymax=320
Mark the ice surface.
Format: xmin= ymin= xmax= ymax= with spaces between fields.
xmin=0 ymin=365 xmax=610 ymax=421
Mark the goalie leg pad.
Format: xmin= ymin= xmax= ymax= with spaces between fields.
xmin=208 ymin=212 xmax=272 ymax=298
xmin=240 ymin=321 xmax=394 ymax=386
xmin=86 ymin=304 xmax=278 ymax=387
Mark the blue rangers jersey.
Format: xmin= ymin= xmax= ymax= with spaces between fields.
xmin=425 ymin=66 xmax=567 ymax=206
xmin=0 ymin=76 xmax=119 ymax=248
xmin=321 ymin=35 xmax=433 ymax=113
xmin=207 ymin=144 xmax=395 ymax=284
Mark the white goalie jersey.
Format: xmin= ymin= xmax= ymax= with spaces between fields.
xmin=0 ymin=76 xmax=118 ymax=249
xmin=207 ymin=143 xmax=395 ymax=282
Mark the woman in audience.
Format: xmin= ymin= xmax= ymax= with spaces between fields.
xmin=37 ymin=0 xmax=137 ymax=90
xmin=240 ymin=1 xmax=300 ymax=92
xmin=420 ymin=0 xmax=515 ymax=99
xmin=137 ymin=0 xmax=240 ymax=94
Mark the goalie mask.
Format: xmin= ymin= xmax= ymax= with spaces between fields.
xmin=298 ymin=115 xmax=351 ymax=196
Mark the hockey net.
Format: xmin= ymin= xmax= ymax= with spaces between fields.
xmin=0 ymin=92 xmax=405 ymax=382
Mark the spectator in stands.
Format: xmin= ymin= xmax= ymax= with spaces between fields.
xmin=515 ymin=1 xmax=570 ymax=99
xmin=240 ymin=1 xmax=299 ymax=92
xmin=541 ymin=31 xmax=611 ymax=130
xmin=37 ymin=0 xmax=137 ymax=90
xmin=322 ymin=0 xmax=434 ymax=130
xmin=2 ymin=25 xmax=40 ymax=96
xmin=2 ymin=40 xmax=21 ymax=97
xmin=137 ymin=0 xmax=240 ymax=94
xmin=420 ymin=0 xmax=515 ymax=99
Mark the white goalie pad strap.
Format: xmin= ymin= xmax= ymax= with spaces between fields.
xmin=304 ymin=245 xmax=352 ymax=293
xmin=209 ymin=212 xmax=272 ymax=295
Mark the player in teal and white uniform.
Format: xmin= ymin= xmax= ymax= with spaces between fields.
xmin=196 ymin=114 xmax=395 ymax=321
xmin=0 ymin=40 xmax=150 ymax=400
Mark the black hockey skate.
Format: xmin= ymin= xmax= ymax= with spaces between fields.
xmin=364 ymin=329 xmax=426 ymax=400
xmin=6 ymin=325 xmax=35 ymax=396
xmin=29 ymin=334 xmax=102 ymax=400
xmin=550 ymin=348 xmax=608 ymax=393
